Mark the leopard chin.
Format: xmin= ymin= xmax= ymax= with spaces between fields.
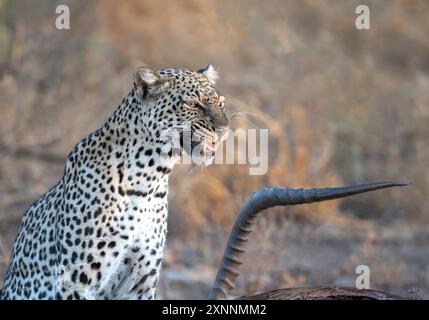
xmin=186 ymin=155 xmax=215 ymax=173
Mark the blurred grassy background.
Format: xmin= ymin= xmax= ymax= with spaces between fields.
xmin=0 ymin=0 xmax=428 ymax=299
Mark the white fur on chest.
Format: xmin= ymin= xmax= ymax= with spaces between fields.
xmin=90 ymin=195 xmax=168 ymax=299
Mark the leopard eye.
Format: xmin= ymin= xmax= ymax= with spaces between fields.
xmin=183 ymin=100 xmax=205 ymax=111
xmin=182 ymin=100 xmax=195 ymax=108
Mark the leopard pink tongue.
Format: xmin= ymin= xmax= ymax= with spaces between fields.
xmin=205 ymin=142 xmax=217 ymax=152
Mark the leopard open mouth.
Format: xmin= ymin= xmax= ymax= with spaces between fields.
xmin=200 ymin=127 xmax=229 ymax=156
xmin=186 ymin=136 xmax=218 ymax=166
xmin=202 ymin=140 xmax=218 ymax=155
xmin=175 ymin=127 xmax=225 ymax=166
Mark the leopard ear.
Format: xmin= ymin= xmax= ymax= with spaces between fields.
xmin=133 ymin=67 xmax=168 ymax=101
xmin=197 ymin=64 xmax=219 ymax=85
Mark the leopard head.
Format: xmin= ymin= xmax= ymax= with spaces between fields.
xmin=133 ymin=65 xmax=229 ymax=166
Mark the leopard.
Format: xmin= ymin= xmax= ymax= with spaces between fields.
xmin=0 ymin=65 xmax=229 ymax=300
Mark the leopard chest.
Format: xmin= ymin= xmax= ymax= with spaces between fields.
xmin=73 ymin=192 xmax=170 ymax=299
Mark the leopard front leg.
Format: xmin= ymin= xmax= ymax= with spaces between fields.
xmin=123 ymin=255 xmax=164 ymax=300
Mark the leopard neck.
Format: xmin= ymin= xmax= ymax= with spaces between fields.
xmin=95 ymin=89 xmax=180 ymax=199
